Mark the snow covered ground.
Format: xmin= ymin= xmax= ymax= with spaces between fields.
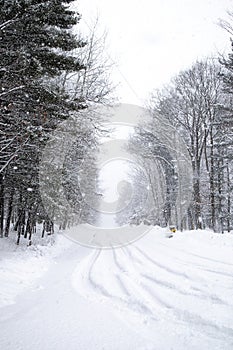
xmin=0 ymin=227 xmax=233 ymax=350
xmin=0 ymin=234 xmax=72 ymax=308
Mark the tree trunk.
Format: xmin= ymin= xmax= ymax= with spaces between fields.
xmin=217 ymin=158 xmax=224 ymax=233
xmin=0 ymin=173 xmax=4 ymax=238
xmin=226 ymin=163 xmax=231 ymax=233
xmin=193 ymin=160 xmax=202 ymax=230
xmin=187 ymin=207 xmax=195 ymax=230
xmin=4 ymin=188 xmax=14 ymax=237
xmin=209 ymin=127 xmax=216 ymax=232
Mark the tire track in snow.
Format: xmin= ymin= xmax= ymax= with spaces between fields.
xmin=156 ymin=240 xmax=233 ymax=274
xmin=141 ymin=273 xmax=225 ymax=305
xmin=111 ymin=248 xmax=164 ymax=317
xmin=157 ymin=241 xmax=233 ymax=267
xmin=73 ymin=249 xmax=156 ymax=319
xmin=112 ymin=248 xmax=170 ymax=314
xmin=146 ymin=241 xmax=233 ymax=289
xmin=112 ymin=248 xmax=127 ymax=273
xmin=131 ymin=245 xmax=194 ymax=280
xmin=194 ymin=266 xmax=233 ymax=278
xmin=123 ymin=246 xmax=233 ymax=341
xmin=73 ymin=244 xmax=233 ymax=342
xmin=131 ymin=244 xmax=231 ymax=305
xmin=112 ymin=249 xmax=172 ymax=312
xmin=113 ymin=248 xmax=219 ymax=326
xmin=122 ymin=245 xmax=142 ymax=264
xmin=117 ymin=246 xmax=206 ymax=304
xmin=87 ymin=249 xmax=112 ymax=298
xmin=125 ymin=247 xmax=233 ymax=341
xmin=115 ymin=274 xmax=130 ymax=296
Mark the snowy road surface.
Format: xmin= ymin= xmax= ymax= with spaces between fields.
xmin=1 ymin=227 xmax=233 ymax=350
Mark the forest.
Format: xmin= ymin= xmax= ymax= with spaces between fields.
xmin=0 ymin=1 xmax=233 ymax=247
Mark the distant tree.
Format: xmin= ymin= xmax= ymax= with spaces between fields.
xmin=126 ymin=128 xmax=178 ymax=227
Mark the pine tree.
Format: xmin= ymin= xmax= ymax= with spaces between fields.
xmin=0 ymin=0 xmax=87 ymax=242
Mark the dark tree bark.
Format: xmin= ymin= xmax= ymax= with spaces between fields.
xmin=0 ymin=174 xmax=4 ymax=238
xmin=4 ymin=187 xmax=14 ymax=237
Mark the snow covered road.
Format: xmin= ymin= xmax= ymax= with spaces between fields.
xmin=1 ymin=227 xmax=233 ymax=350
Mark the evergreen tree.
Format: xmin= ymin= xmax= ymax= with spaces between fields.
xmin=0 ymin=1 xmax=91 ymax=242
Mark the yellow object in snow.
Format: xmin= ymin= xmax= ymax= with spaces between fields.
xmin=170 ymin=226 xmax=176 ymax=233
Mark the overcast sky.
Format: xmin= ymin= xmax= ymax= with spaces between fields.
xmin=74 ymin=0 xmax=232 ymax=106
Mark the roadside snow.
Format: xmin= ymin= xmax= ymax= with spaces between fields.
xmin=0 ymin=234 xmax=72 ymax=308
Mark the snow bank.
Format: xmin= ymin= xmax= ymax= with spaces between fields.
xmin=0 ymin=233 xmax=72 ymax=308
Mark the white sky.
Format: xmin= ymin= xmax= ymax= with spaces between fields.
xmin=75 ymin=0 xmax=233 ymax=105
xmin=98 ymin=125 xmax=134 ymax=201
xmin=99 ymin=159 xmax=131 ymax=202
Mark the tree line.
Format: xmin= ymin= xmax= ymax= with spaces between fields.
xmin=121 ymin=13 xmax=233 ymax=233
xmin=0 ymin=0 xmax=112 ymax=244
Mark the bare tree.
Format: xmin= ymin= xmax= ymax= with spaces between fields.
xmin=54 ymin=19 xmax=115 ymax=107
xmin=149 ymin=59 xmax=224 ymax=230
xmin=218 ymin=11 xmax=233 ymax=36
